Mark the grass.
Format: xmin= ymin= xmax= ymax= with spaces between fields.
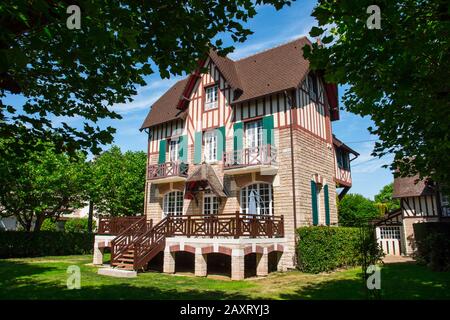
xmin=0 ymin=254 xmax=449 ymax=300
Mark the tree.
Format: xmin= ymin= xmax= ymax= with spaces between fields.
xmin=90 ymin=146 xmax=147 ymax=216
xmin=1 ymin=0 xmax=292 ymax=158
xmin=374 ymin=183 xmax=400 ymax=215
xmin=338 ymin=194 xmax=380 ymax=227
xmin=0 ymin=140 xmax=89 ymax=231
xmin=304 ymin=0 xmax=450 ymax=192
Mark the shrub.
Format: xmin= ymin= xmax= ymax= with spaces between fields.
xmin=64 ymin=218 xmax=95 ymax=233
xmin=40 ymin=219 xmax=58 ymax=231
xmin=296 ymin=226 xmax=383 ymax=273
xmin=0 ymin=231 xmax=94 ymax=258
xmin=413 ymin=222 xmax=450 ymax=271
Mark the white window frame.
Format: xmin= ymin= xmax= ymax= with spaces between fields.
xmin=240 ymin=183 xmax=273 ymax=215
xmin=203 ymin=130 xmax=218 ymax=163
xmin=162 ymin=191 xmax=184 ymax=217
xmin=203 ymin=193 xmax=219 ymax=215
xmin=205 ymin=85 xmax=218 ymax=111
xmin=169 ymin=138 xmax=179 ymax=162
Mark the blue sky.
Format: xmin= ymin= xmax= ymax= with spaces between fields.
xmin=5 ymin=0 xmax=394 ymax=200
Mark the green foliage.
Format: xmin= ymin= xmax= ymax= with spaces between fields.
xmin=297 ymin=226 xmax=361 ymax=273
xmin=64 ymin=218 xmax=95 ymax=233
xmin=297 ymin=226 xmax=384 ymax=274
xmin=304 ymin=0 xmax=450 ymax=193
xmin=0 ymin=231 xmax=94 ymax=258
xmin=0 ymin=141 xmax=89 ymax=231
xmin=90 ymin=146 xmax=147 ymax=216
xmin=40 ymin=219 xmax=58 ymax=232
xmin=0 ymin=0 xmax=292 ymax=158
xmin=374 ymin=183 xmax=400 ymax=215
xmin=338 ymin=194 xmax=380 ymax=226
xmin=413 ymin=222 xmax=450 ymax=271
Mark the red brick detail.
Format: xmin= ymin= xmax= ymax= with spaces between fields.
xmin=184 ymin=245 xmax=196 ymax=254
xmin=169 ymin=244 xmax=180 ymax=252
xmin=201 ymin=246 xmax=214 ymax=254
xmin=218 ymin=246 xmax=232 ymax=256
xmin=255 ymin=245 xmax=264 ymax=254
xmin=266 ymin=245 xmax=275 ymax=253
xmin=97 ymin=241 xmax=106 ymax=248
xmin=277 ymin=245 xmax=284 ymax=252
xmin=243 ymin=246 xmax=253 ymax=255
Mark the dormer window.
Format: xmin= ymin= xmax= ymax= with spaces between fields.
xmin=205 ymin=85 xmax=218 ymax=111
xmin=308 ymin=73 xmax=318 ymax=101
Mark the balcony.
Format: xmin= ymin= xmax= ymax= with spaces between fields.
xmin=335 ymin=166 xmax=352 ymax=187
xmin=147 ymin=161 xmax=189 ymax=184
xmin=223 ymin=144 xmax=278 ymax=175
xmin=98 ymin=216 xmax=148 ymax=235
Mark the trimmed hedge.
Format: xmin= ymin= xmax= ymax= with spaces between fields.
xmin=0 ymin=231 xmax=94 ymax=258
xmin=413 ymin=222 xmax=450 ymax=271
xmin=297 ymin=226 xmax=361 ymax=273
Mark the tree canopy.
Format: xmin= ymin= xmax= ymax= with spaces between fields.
xmin=338 ymin=193 xmax=380 ymax=226
xmin=304 ymin=0 xmax=450 ymax=191
xmin=374 ymin=183 xmax=400 ymax=215
xmin=0 ymin=140 xmax=89 ymax=231
xmin=1 ymin=0 xmax=292 ymax=158
xmin=90 ymin=146 xmax=147 ymax=216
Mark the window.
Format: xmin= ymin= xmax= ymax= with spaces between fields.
xmin=169 ymin=139 xmax=179 ymax=162
xmin=380 ymin=227 xmax=401 ymax=240
xmin=204 ymin=130 xmax=218 ymax=162
xmin=441 ymin=193 xmax=450 ymax=217
xmin=240 ymin=183 xmax=273 ymax=215
xmin=245 ymin=120 xmax=263 ymax=164
xmin=163 ymin=191 xmax=184 ymax=216
xmin=337 ymin=149 xmax=350 ymax=170
xmin=316 ymin=185 xmax=322 ymax=224
xmin=308 ymin=73 xmax=318 ymax=100
xmin=205 ymin=85 xmax=218 ymax=110
xmin=203 ymin=193 xmax=218 ymax=215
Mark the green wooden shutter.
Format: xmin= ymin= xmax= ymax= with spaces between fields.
xmin=233 ymin=122 xmax=243 ymax=151
xmin=178 ymin=135 xmax=188 ymax=162
xmin=217 ymin=126 xmax=226 ymax=161
xmin=262 ymin=115 xmax=274 ymax=146
xmin=311 ymin=181 xmax=318 ymax=225
xmin=324 ymin=184 xmax=330 ymax=226
xmin=158 ymin=139 xmax=166 ymax=164
xmin=194 ymin=131 xmax=202 ymax=164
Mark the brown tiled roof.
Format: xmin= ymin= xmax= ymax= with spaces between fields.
xmin=392 ymin=175 xmax=436 ymax=198
xmin=232 ymin=37 xmax=311 ymax=103
xmin=141 ymin=37 xmax=313 ymax=129
xmin=140 ymin=78 xmax=188 ymax=129
xmin=333 ymin=135 xmax=359 ymax=156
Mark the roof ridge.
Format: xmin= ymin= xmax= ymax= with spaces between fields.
xmin=233 ymin=36 xmax=310 ymax=62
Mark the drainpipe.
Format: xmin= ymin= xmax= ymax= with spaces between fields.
xmin=284 ymin=90 xmax=298 ymax=242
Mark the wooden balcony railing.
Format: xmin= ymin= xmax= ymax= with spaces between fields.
xmin=98 ymin=216 xmax=146 ymax=235
xmin=166 ymin=212 xmax=284 ymax=238
xmin=223 ymin=145 xmax=277 ymax=169
xmin=147 ymin=161 xmax=189 ymax=180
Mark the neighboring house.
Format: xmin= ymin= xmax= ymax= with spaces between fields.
xmin=93 ymin=37 xmax=358 ymax=279
xmin=374 ymin=176 xmax=449 ymax=256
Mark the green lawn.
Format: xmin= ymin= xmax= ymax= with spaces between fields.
xmin=0 ymin=255 xmax=449 ymax=300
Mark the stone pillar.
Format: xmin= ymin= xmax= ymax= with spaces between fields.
xmin=277 ymin=252 xmax=286 ymax=272
xmin=195 ymin=248 xmax=208 ymax=277
xmin=231 ymin=249 xmax=245 ymax=280
xmin=256 ymin=251 xmax=268 ymax=277
xmin=163 ymin=249 xmax=175 ymax=273
xmin=93 ymin=241 xmax=104 ymax=265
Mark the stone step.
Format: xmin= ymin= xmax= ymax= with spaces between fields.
xmin=98 ymin=267 xmax=137 ymax=278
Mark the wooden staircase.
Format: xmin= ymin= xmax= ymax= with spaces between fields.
xmin=111 ymin=217 xmax=168 ymax=271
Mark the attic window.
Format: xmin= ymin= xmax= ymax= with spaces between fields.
xmin=308 ymin=73 xmax=318 ymax=101
xmin=205 ymin=85 xmax=218 ymax=111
